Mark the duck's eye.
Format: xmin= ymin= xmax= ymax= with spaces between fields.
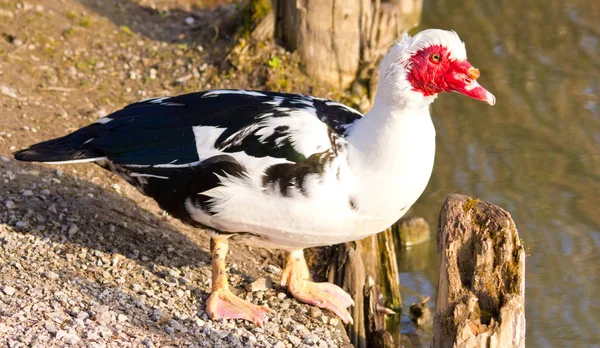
xmin=431 ymin=53 xmax=441 ymax=62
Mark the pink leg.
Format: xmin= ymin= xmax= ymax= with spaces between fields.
xmin=205 ymin=237 xmax=270 ymax=326
xmin=281 ymin=249 xmax=354 ymax=324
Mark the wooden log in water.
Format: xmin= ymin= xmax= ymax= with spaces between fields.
xmin=434 ymin=194 xmax=526 ymax=348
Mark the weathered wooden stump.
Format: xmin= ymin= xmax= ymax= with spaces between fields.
xmin=274 ymin=0 xmax=423 ymax=89
xmin=434 ymin=194 xmax=526 ymax=348
xmin=327 ymin=227 xmax=401 ymax=348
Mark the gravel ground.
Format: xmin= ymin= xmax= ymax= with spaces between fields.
xmin=0 ymin=0 xmax=354 ymax=346
xmin=0 ymin=157 xmax=352 ymax=347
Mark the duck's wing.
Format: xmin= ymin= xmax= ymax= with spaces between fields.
xmin=14 ymin=90 xmax=362 ymax=223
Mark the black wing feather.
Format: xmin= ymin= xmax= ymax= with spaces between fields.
xmin=14 ymin=90 xmax=362 ymax=221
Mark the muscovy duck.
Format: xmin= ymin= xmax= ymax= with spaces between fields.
xmin=14 ymin=29 xmax=495 ymax=326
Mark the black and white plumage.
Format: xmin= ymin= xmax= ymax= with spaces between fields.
xmin=15 ymin=90 xmax=369 ymax=249
xmin=15 ymin=29 xmax=496 ymax=325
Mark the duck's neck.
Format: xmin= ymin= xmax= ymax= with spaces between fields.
xmin=342 ymin=93 xmax=437 ymax=231
xmin=345 ymin=93 xmax=436 ymax=172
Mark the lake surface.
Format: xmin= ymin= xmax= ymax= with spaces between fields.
xmin=398 ymin=0 xmax=600 ymax=346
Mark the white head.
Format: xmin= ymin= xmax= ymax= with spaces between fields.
xmin=376 ymin=29 xmax=495 ymax=108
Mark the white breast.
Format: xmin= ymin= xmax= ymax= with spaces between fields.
xmin=186 ymin=103 xmax=436 ymax=250
xmin=344 ymin=105 xmax=437 ymax=236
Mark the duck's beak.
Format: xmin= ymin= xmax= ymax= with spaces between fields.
xmin=446 ymin=61 xmax=496 ymax=106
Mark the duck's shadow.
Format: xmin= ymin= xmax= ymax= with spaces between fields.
xmin=1 ymin=160 xmax=213 ymax=269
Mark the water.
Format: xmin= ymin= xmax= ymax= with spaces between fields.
xmin=398 ymin=0 xmax=600 ymax=346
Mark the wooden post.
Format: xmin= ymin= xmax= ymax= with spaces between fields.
xmin=434 ymin=194 xmax=526 ymax=348
xmin=327 ymin=228 xmax=402 ymax=348
xmin=274 ymin=0 xmax=423 ymax=89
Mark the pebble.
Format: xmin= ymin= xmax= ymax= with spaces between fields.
xmin=184 ymin=16 xmax=195 ymax=25
xmin=169 ymin=319 xmax=182 ymax=331
xmin=64 ymin=332 xmax=80 ymax=344
xmin=288 ymin=334 xmax=302 ymax=346
xmin=142 ymin=337 xmax=155 ymax=348
xmin=3 ymin=286 xmax=16 ymax=296
xmin=67 ymin=223 xmax=78 ymax=238
xmin=303 ymin=333 xmax=320 ymax=345
xmin=329 ymin=318 xmax=339 ymax=326
xmin=266 ymin=264 xmax=282 ymax=275
xmin=45 ymin=270 xmax=59 ymax=279
xmin=4 ymin=200 xmax=15 ymax=209
xmin=251 ymin=277 xmax=272 ymax=292
xmin=310 ymin=307 xmax=322 ymax=318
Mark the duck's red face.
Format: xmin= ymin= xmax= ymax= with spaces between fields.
xmin=407 ymin=45 xmax=495 ymax=105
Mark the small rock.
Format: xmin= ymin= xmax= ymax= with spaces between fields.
xmin=309 ymin=307 xmax=322 ymax=318
xmin=3 ymin=286 xmax=15 ymax=296
xmin=63 ymin=332 xmax=80 ymax=345
xmin=67 ymin=223 xmax=78 ymax=238
xmin=45 ymin=270 xmax=59 ymax=279
xmin=164 ymin=326 xmax=174 ymax=334
xmin=169 ymin=319 xmax=182 ymax=331
xmin=288 ymin=334 xmax=302 ymax=346
xmin=21 ymin=190 xmax=33 ymax=196
xmin=95 ymin=311 xmax=112 ymax=326
xmin=329 ymin=317 xmax=339 ymax=326
xmin=266 ymin=264 xmax=282 ymax=275
xmin=95 ymin=305 xmax=110 ymax=314
xmin=117 ymin=314 xmax=128 ymax=323
xmin=55 ymin=329 xmax=67 ymax=339
xmin=142 ymin=337 xmax=155 ymax=348
xmin=174 ymin=74 xmax=192 ymax=85
xmin=273 ymin=342 xmax=285 ymax=348
xmin=0 ymin=85 xmax=18 ymax=99
xmin=184 ymin=16 xmax=195 ymax=25
xmin=45 ymin=323 xmax=57 ymax=334
xmin=303 ymin=333 xmax=320 ymax=345
xmin=251 ymin=277 xmax=272 ymax=292
xmin=15 ymin=221 xmax=28 ymax=228
xmin=4 ymin=200 xmax=15 ymax=209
